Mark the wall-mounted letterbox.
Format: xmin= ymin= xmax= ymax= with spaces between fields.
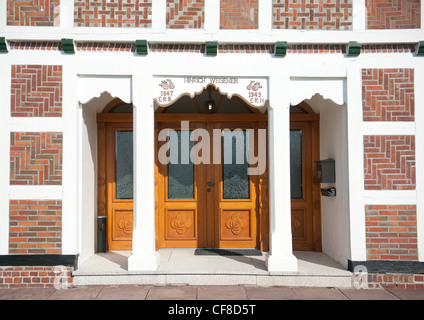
xmin=315 ymin=158 xmax=335 ymax=183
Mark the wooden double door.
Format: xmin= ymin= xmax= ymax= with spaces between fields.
xmin=97 ymin=113 xmax=321 ymax=252
xmin=155 ymin=115 xmax=269 ymax=249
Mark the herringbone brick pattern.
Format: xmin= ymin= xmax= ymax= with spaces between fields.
xmin=11 ymin=65 xmax=62 ymax=117
xmin=272 ymin=0 xmax=352 ymax=30
xmin=10 ymin=132 xmax=63 ymax=185
xmin=220 ymin=0 xmax=258 ymax=29
xmin=362 ymin=69 xmax=415 ymax=121
xmin=7 ymin=0 xmax=60 ymax=26
xmin=9 ymin=200 xmax=62 ymax=254
xmin=365 ymin=204 xmax=418 ymax=261
xmin=364 ymin=135 xmax=415 ymax=190
xmin=167 ymin=0 xmax=205 ymax=29
xmin=74 ymin=0 xmax=152 ymax=27
xmin=366 ymin=0 xmax=421 ymax=29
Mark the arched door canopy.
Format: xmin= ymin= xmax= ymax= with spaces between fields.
xmin=153 ymin=76 xmax=269 ymax=110
xmin=77 ymin=75 xmax=132 ymax=105
xmin=289 ymin=78 xmax=346 ymax=106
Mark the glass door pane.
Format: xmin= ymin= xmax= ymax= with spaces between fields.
xmin=222 ymin=130 xmax=250 ymax=199
xmin=290 ymin=130 xmax=303 ymax=199
xmin=115 ymin=130 xmax=133 ymax=199
xmin=168 ymin=130 xmax=195 ymax=199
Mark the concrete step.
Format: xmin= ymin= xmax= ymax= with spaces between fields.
xmin=72 ymin=249 xmax=353 ymax=288
xmin=72 ymin=272 xmax=353 ymax=288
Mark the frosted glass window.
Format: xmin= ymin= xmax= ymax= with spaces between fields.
xmin=290 ymin=130 xmax=303 ymax=199
xmin=168 ymin=131 xmax=195 ymax=199
xmin=223 ymin=130 xmax=249 ymax=199
xmin=115 ymin=131 xmax=133 ymax=199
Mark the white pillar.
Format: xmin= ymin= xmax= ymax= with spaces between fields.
xmin=265 ymin=75 xmax=298 ymax=272
xmin=346 ymin=65 xmax=367 ymax=262
xmin=416 ymin=64 xmax=424 ymax=262
xmin=128 ymin=74 xmax=160 ymax=271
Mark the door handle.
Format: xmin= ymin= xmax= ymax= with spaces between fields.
xmin=207 ymin=181 xmax=214 ymax=187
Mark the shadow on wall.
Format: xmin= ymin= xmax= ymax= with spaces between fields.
xmin=304 ymin=94 xmax=350 ymax=268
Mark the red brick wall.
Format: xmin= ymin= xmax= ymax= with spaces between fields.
xmin=11 ymin=65 xmax=63 ymax=117
xmin=167 ymin=0 xmax=205 ymax=29
xmin=0 ymin=266 xmax=73 ymax=288
xmin=365 ymin=205 xmax=418 ymax=261
xmin=10 ymin=132 xmax=63 ymax=185
xmin=366 ymin=0 xmax=421 ymax=29
xmin=363 ymin=135 xmax=415 ymax=190
xmin=362 ymin=69 xmax=415 ymax=122
xmin=74 ymin=0 xmax=152 ymax=27
xmin=9 ymin=200 xmax=62 ymax=254
xmin=7 ymin=0 xmax=60 ymax=26
xmin=220 ymin=0 xmax=258 ymax=29
xmin=367 ymin=274 xmax=424 ymax=289
xmin=272 ymin=0 xmax=352 ymax=30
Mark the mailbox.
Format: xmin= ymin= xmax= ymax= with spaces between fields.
xmin=315 ymin=158 xmax=335 ymax=183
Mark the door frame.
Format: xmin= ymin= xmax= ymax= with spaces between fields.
xmin=154 ymin=113 xmax=269 ymax=250
xmin=290 ymin=113 xmax=322 ymax=252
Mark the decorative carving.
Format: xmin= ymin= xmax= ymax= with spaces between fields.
xmin=225 ymin=215 xmax=248 ymax=235
xmin=118 ymin=216 xmax=133 ymax=235
xmin=170 ymin=214 xmax=192 ymax=234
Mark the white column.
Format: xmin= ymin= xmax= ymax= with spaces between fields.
xmin=0 ymin=61 xmax=10 ymax=254
xmin=64 ymin=66 xmax=79 ymax=255
xmin=259 ymin=0 xmax=272 ymax=34
xmin=414 ymin=64 xmax=424 ymax=262
xmin=346 ymin=65 xmax=367 ymax=262
xmin=205 ymin=0 xmax=219 ymax=34
xmin=152 ymin=0 xmax=166 ymax=32
xmin=352 ymin=0 xmax=366 ymax=31
xmin=128 ymin=73 xmax=159 ymax=271
xmin=265 ymin=74 xmax=298 ymax=272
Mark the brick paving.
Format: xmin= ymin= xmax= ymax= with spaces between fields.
xmin=1 ymin=285 xmax=424 ymax=300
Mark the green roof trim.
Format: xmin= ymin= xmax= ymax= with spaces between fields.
xmin=415 ymin=41 xmax=424 ymax=56
xmin=275 ymin=41 xmax=287 ymax=57
xmin=135 ymin=40 xmax=148 ymax=54
xmin=0 ymin=37 xmax=8 ymax=53
xmin=347 ymin=41 xmax=361 ymax=56
xmin=206 ymin=41 xmax=218 ymax=56
xmin=61 ymin=38 xmax=74 ymax=53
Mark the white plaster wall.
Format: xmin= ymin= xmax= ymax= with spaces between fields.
xmin=0 ymin=41 xmax=423 ymax=270
xmin=78 ymin=103 xmax=98 ymax=264
xmin=306 ymin=95 xmax=350 ymax=267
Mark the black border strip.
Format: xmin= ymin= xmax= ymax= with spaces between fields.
xmin=348 ymin=260 xmax=424 ymax=274
xmin=0 ymin=255 xmax=78 ymax=268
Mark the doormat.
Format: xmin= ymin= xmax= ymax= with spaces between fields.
xmin=194 ymin=248 xmax=262 ymax=256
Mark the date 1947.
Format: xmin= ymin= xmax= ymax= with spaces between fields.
xmin=158 ymin=90 xmax=174 ymax=103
